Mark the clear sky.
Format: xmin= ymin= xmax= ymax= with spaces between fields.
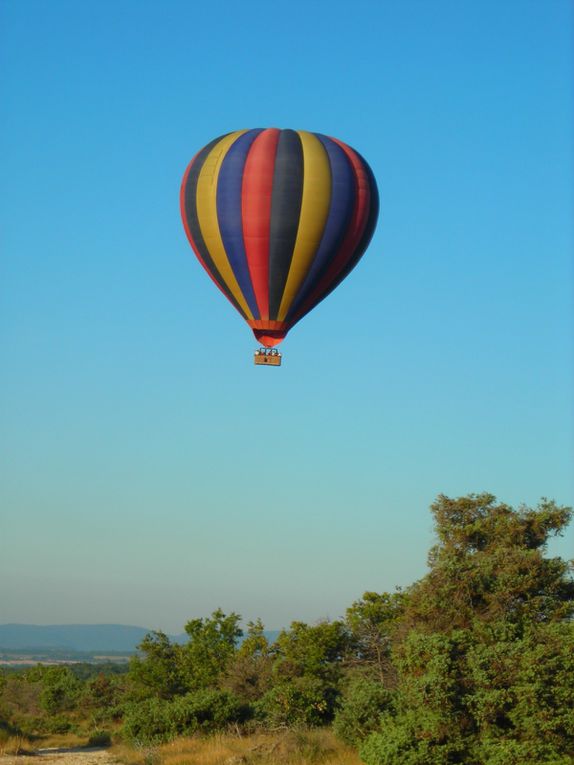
xmin=1 ymin=0 xmax=572 ymax=634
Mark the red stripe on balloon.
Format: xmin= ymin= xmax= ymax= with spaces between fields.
xmin=241 ymin=128 xmax=280 ymax=321
xmin=291 ymin=139 xmax=371 ymax=323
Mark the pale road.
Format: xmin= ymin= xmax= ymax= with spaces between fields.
xmin=0 ymin=748 xmax=118 ymax=765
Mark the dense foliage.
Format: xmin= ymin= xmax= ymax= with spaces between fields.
xmin=361 ymin=494 xmax=574 ymax=765
xmin=1 ymin=494 xmax=572 ymax=763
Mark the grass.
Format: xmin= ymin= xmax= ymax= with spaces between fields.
xmin=0 ymin=728 xmax=109 ymax=756
xmin=0 ymin=735 xmax=34 ymax=756
xmin=1 ymin=724 xmax=362 ymax=765
xmin=112 ymin=729 xmax=362 ymax=765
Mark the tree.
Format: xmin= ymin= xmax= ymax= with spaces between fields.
xmin=345 ymin=591 xmax=407 ymax=684
xmin=361 ymin=494 xmax=574 ymax=765
xmin=272 ymin=620 xmax=349 ymax=684
xmin=223 ymin=619 xmax=273 ymax=702
xmin=406 ymin=494 xmax=574 ymax=633
xmin=39 ymin=667 xmax=81 ymax=714
xmin=129 ymin=631 xmax=186 ymax=699
xmin=83 ymin=672 xmax=118 ymax=710
xmin=129 ymin=610 xmax=242 ymax=701
xmin=179 ymin=609 xmax=242 ymax=691
xmin=253 ymin=619 xmax=350 ymax=728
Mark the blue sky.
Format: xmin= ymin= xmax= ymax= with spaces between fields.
xmin=1 ymin=0 xmax=572 ymax=633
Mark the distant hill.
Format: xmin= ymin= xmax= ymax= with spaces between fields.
xmin=0 ymin=624 xmax=171 ymax=652
xmin=0 ymin=623 xmax=280 ymax=653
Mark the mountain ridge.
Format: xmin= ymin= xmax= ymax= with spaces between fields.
xmin=0 ymin=623 xmax=169 ymax=651
xmin=0 ymin=623 xmax=279 ymax=652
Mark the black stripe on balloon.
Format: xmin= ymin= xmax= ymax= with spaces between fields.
xmin=292 ymin=155 xmax=379 ymax=327
xmin=182 ymin=133 xmax=247 ymax=319
xmin=268 ymin=129 xmax=304 ymax=320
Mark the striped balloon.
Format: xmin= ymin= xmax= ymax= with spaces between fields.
xmin=180 ymin=128 xmax=379 ymax=347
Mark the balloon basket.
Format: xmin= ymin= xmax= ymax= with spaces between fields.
xmin=254 ymin=348 xmax=282 ymax=367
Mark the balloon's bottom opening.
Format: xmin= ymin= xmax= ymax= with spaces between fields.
xmin=252 ymin=329 xmax=286 ymax=348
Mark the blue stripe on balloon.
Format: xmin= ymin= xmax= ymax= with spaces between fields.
xmin=286 ymin=134 xmax=356 ymax=322
xmin=217 ymin=129 xmax=264 ymax=319
xmin=330 ymin=154 xmax=379 ymax=291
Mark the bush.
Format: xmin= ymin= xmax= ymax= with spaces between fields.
xmin=256 ymin=678 xmax=337 ymax=727
xmin=14 ymin=716 xmax=46 ymax=737
xmin=87 ymin=729 xmax=112 ymax=747
xmin=361 ymin=712 xmax=467 ymax=765
xmin=0 ymin=718 xmax=22 ymax=742
xmin=122 ymin=698 xmax=177 ymax=745
xmin=333 ymin=676 xmax=394 ymax=746
xmin=83 ymin=674 xmax=118 ymax=710
xmin=44 ymin=715 xmax=74 ymax=734
xmin=122 ymin=689 xmax=245 ymax=744
xmin=473 ymin=738 xmax=574 ymax=765
xmin=39 ymin=667 xmax=81 ymax=714
xmin=171 ymin=689 xmax=245 ymax=734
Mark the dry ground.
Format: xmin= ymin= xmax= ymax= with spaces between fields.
xmin=0 ymin=730 xmax=362 ymax=765
xmin=0 ymin=747 xmax=115 ymax=765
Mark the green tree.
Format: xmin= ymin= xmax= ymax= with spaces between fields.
xmin=82 ymin=672 xmax=118 ymax=710
xmin=223 ymin=619 xmax=273 ymax=702
xmin=406 ymin=494 xmax=574 ymax=633
xmin=345 ymin=591 xmax=407 ymax=684
xmin=254 ymin=620 xmax=350 ymax=728
xmin=129 ymin=610 xmax=242 ymax=700
xmin=129 ymin=631 xmax=186 ymax=699
xmin=468 ymin=621 xmax=574 ymax=764
xmin=39 ymin=666 xmax=81 ymax=714
xmin=361 ymin=494 xmax=574 ymax=765
xmin=179 ymin=609 xmax=242 ymax=691
xmin=272 ymin=620 xmax=349 ymax=684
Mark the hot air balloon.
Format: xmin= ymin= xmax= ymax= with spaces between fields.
xmin=180 ymin=128 xmax=378 ymax=365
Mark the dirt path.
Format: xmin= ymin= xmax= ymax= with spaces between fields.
xmin=0 ymin=747 xmax=118 ymax=765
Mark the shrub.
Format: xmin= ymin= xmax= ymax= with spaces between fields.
xmin=122 ymin=689 xmax=245 ymax=744
xmin=171 ymin=689 xmax=245 ymax=734
xmin=473 ymin=738 xmax=574 ymax=765
xmin=87 ymin=729 xmax=112 ymax=747
xmin=45 ymin=715 xmax=74 ymax=734
xmin=39 ymin=667 xmax=81 ymax=714
xmin=333 ymin=676 xmax=394 ymax=746
xmin=122 ymin=698 xmax=177 ymax=745
xmin=256 ymin=678 xmax=337 ymax=727
xmin=0 ymin=718 xmax=22 ymax=742
xmin=361 ymin=711 xmax=468 ymax=765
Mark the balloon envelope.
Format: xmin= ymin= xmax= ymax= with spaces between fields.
xmin=180 ymin=128 xmax=378 ymax=347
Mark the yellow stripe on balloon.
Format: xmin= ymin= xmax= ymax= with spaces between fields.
xmin=195 ymin=130 xmax=254 ymax=320
xmin=277 ymin=131 xmax=332 ymax=321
